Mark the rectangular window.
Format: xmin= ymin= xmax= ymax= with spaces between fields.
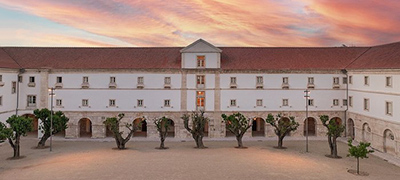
xmin=137 ymin=99 xmax=143 ymax=107
xmin=349 ymin=96 xmax=353 ymax=107
xmin=308 ymin=99 xmax=314 ymax=106
xmin=308 ymin=77 xmax=314 ymax=84
xmin=386 ymin=76 xmax=392 ymax=87
xmin=256 ymin=99 xmax=263 ymax=106
xmin=29 ymin=76 xmax=35 ymax=83
xmin=27 ymin=95 xmax=36 ymax=107
xmin=164 ymin=77 xmax=171 ymax=85
xmin=110 ymin=77 xmax=116 ymax=83
xmin=0 ymin=96 xmax=2 ymax=106
xmin=343 ymin=99 xmax=348 ymax=106
xmin=386 ymin=101 xmax=393 ymax=115
xmin=343 ymin=77 xmax=347 ymax=84
xmin=282 ymin=99 xmax=289 ymax=106
xmin=12 ymin=81 xmax=16 ymax=94
xmin=18 ymin=76 xmax=22 ymax=83
xmin=333 ymin=99 xmax=339 ymax=106
xmin=138 ymin=77 xmax=144 ymax=84
xmin=197 ymin=75 xmax=205 ymax=85
xmin=83 ymin=76 xmax=89 ymax=83
xmin=333 ymin=77 xmax=339 ymax=84
xmin=196 ymin=91 xmax=205 ymax=109
xmin=197 ymin=55 xmax=205 ymax=67
xmin=56 ymin=76 xmax=62 ymax=83
xmin=82 ymin=99 xmax=89 ymax=107
xmin=282 ymin=77 xmax=289 ymax=84
xmin=109 ymin=99 xmax=116 ymax=107
xmin=230 ymin=77 xmax=236 ymax=84
xmin=364 ymin=76 xmax=369 ymax=85
xmin=0 ymin=75 xmax=2 ymax=82
xmin=364 ymin=98 xmax=369 ymax=111
xmin=230 ymin=99 xmax=236 ymax=106
xmin=164 ymin=99 xmax=170 ymax=107
xmin=56 ymin=99 xmax=62 ymax=106
xmin=256 ymin=76 xmax=263 ymax=84
xmin=349 ymin=76 xmax=353 ymax=84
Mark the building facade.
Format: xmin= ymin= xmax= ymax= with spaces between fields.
xmin=0 ymin=39 xmax=399 ymax=157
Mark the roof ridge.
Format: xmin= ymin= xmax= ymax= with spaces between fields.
xmin=1 ymin=48 xmax=22 ymax=68
xmin=345 ymin=47 xmax=372 ymax=69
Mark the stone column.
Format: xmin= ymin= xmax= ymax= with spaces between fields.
xmin=180 ymin=71 xmax=187 ymax=111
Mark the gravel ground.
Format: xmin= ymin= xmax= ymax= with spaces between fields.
xmin=0 ymin=137 xmax=399 ymax=180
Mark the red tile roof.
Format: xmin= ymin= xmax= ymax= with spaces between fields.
xmin=1 ymin=42 xmax=399 ymax=70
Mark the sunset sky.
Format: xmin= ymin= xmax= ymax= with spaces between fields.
xmin=0 ymin=0 xmax=399 ymax=47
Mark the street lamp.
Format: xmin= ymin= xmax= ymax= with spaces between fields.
xmin=48 ymin=87 xmax=55 ymax=152
xmin=304 ymin=89 xmax=310 ymax=153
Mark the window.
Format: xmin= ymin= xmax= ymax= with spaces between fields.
xmin=230 ymin=77 xmax=237 ymax=84
xmin=0 ymin=75 xmax=2 ymax=82
xmin=343 ymin=99 xmax=348 ymax=106
xmin=82 ymin=99 xmax=89 ymax=107
xmin=196 ymin=91 xmax=205 ymax=110
xmin=333 ymin=99 xmax=339 ymax=106
xmin=27 ymin=95 xmax=36 ymax=107
xmin=83 ymin=76 xmax=89 ymax=83
xmin=308 ymin=99 xmax=314 ymax=106
xmin=386 ymin=76 xmax=392 ymax=87
xmin=164 ymin=99 xmax=170 ymax=107
xmin=230 ymin=99 xmax=236 ymax=106
xmin=333 ymin=77 xmax=339 ymax=84
xmin=110 ymin=77 xmax=116 ymax=83
xmin=256 ymin=99 xmax=263 ymax=106
xmin=137 ymin=99 xmax=143 ymax=107
xmin=256 ymin=76 xmax=263 ymax=84
xmin=197 ymin=75 xmax=205 ymax=85
xmin=349 ymin=76 xmax=353 ymax=84
xmin=386 ymin=101 xmax=393 ymax=115
xmin=164 ymin=77 xmax=171 ymax=85
xmin=343 ymin=77 xmax=347 ymax=84
xmin=29 ymin=76 xmax=35 ymax=83
xmin=364 ymin=76 xmax=369 ymax=85
xmin=138 ymin=77 xmax=144 ymax=84
xmin=364 ymin=98 xmax=369 ymax=111
xmin=282 ymin=77 xmax=289 ymax=84
xmin=282 ymin=99 xmax=289 ymax=106
xmin=197 ymin=55 xmax=205 ymax=67
xmin=56 ymin=76 xmax=62 ymax=83
xmin=11 ymin=81 xmax=16 ymax=94
xmin=109 ymin=99 xmax=116 ymax=107
xmin=0 ymin=96 xmax=2 ymax=106
xmin=56 ymin=99 xmax=62 ymax=106
xmin=349 ymin=96 xmax=353 ymax=107
xmin=308 ymin=77 xmax=314 ymax=84
xmin=18 ymin=76 xmax=22 ymax=83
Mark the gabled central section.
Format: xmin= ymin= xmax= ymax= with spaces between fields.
xmin=180 ymin=39 xmax=222 ymax=69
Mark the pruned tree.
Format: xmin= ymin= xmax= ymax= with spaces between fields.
xmin=103 ymin=113 xmax=141 ymax=149
xmin=320 ymin=115 xmax=345 ymax=158
xmin=2 ymin=115 xmax=33 ymax=158
xmin=265 ymin=113 xmax=299 ymax=149
xmin=221 ymin=112 xmax=252 ymax=148
xmin=347 ymin=139 xmax=374 ymax=175
xmin=33 ymin=108 xmax=69 ymax=148
xmin=154 ymin=116 xmax=171 ymax=149
xmin=182 ymin=111 xmax=208 ymax=148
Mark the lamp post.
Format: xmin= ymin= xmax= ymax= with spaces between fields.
xmin=304 ymin=89 xmax=310 ymax=153
xmin=49 ymin=87 xmax=55 ymax=152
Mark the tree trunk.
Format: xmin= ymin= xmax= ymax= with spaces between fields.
xmin=278 ymin=136 xmax=284 ymax=149
xmin=236 ymin=135 xmax=243 ymax=148
xmin=328 ymin=135 xmax=334 ymax=156
xmin=159 ymin=138 xmax=165 ymax=149
xmin=332 ymin=137 xmax=338 ymax=158
xmin=14 ymin=136 xmax=20 ymax=157
xmin=197 ymin=135 xmax=205 ymax=148
xmin=357 ymin=157 xmax=359 ymax=174
xmin=37 ymin=134 xmax=50 ymax=148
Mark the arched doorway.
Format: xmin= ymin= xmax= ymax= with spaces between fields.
xmin=330 ymin=117 xmax=342 ymax=125
xmin=79 ymin=118 xmax=92 ymax=138
xmin=252 ymin=117 xmax=265 ymax=137
xmin=279 ymin=117 xmax=291 ymax=136
xmin=23 ymin=114 xmax=38 ymax=137
xmin=383 ymin=129 xmax=396 ymax=154
xmin=303 ymin=117 xmax=316 ymax=136
xmin=362 ymin=123 xmax=371 ymax=142
xmin=167 ymin=119 xmax=175 ymax=137
xmin=133 ymin=118 xmax=147 ymax=137
xmin=347 ymin=119 xmax=355 ymax=139
xmin=106 ymin=124 xmax=113 ymax=137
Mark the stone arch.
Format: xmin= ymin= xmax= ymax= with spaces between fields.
xmin=78 ymin=118 xmax=92 ymax=138
xmin=167 ymin=119 xmax=175 ymax=137
xmin=133 ymin=118 xmax=147 ymax=137
xmin=330 ymin=117 xmax=342 ymax=125
xmin=383 ymin=129 xmax=396 ymax=154
xmin=362 ymin=123 xmax=372 ymax=143
xmin=303 ymin=117 xmax=316 ymax=136
xmin=279 ymin=117 xmax=291 ymax=136
xmin=347 ymin=118 xmax=355 ymax=140
xmin=23 ymin=114 xmax=38 ymax=136
xmin=252 ymin=117 xmax=265 ymax=137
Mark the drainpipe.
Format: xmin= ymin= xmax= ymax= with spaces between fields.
xmin=16 ymin=68 xmax=25 ymax=116
xmin=341 ymin=69 xmax=348 ymax=137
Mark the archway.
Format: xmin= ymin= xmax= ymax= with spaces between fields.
xmin=330 ymin=117 xmax=342 ymax=125
xmin=303 ymin=117 xmax=316 ymax=136
xmin=252 ymin=117 xmax=265 ymax=137
xmin=166 ymin=119 xmax=175 ymax=137
xmin=23 ymin=114 xmax=38 ymax=137
xmin=106 ymin=124 xmax=113 ymax=137
xmin=347 ymin=119 xmax=355 ymax=140
xmin=279 ymin=117 xmax=291 ymax=136
xmin=383 ymin=129 xmax=396 ymax=154
xmin=79 ymin=118 xmax=92 ymax=138
xmin=362 ymin=123 xmax=371 ymax=142
xmin=133 ymin=118 xmax=147 ymax=137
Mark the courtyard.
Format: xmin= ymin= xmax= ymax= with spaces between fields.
xmin=0 ymin=137 xmax=399 ymax=180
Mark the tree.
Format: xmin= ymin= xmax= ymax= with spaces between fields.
xmin=221 ymin=112 xmax=252 ymax=148
xmin=265 ymin=114 xmax=299 ymax=149
xmin=33 ymin=108 xmax=69 ymax=148
xmin=103 ymin=113 xmax=141 ymax=149
xmin=347 ymin=139 xmax=374 ymax=175
xmin=154 ymin=117 xmax=171 ymax=149
xmin=182 ymin=111 xmax=208 ymax=148
xmin=320 ymin=115 xmax=345 ymax=158
xmin=2 ymin=115 xmax=33 ymax=158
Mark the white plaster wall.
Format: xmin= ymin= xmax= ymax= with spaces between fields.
xmin=186 ymin=74 xmax=215 ymax=89
xmin=18 ymin=72 xmax=42 ymax=110
xmin=0 ymin=71 xmax=18 ymax=123
xmin=182 ymin=53 xmax=220 ymax=69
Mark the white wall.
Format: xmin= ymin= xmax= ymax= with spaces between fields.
xmin=182 ymin=53 xmax=220 ymax=69
xmin=0 ymin=71 xmax=18 ymax=123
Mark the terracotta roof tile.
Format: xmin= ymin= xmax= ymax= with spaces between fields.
xmin=346 ymin=42 xmax=400 ymax=69
xmin=0 ymin=48 xmax=20 ymax=69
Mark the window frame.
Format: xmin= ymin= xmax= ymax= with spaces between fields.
xmin=197 ymin=55 xmax=205 ymax=68
xmin=109 ymin=99 xmax=116 ymax=107
xmin=282 ymin=77 xmax=289 ymax=84
xmin=137 ymin=99 xmax=143 ymax=107
xmin=333 ymin=77 xmax=339 ymax=85
xmin=385 ymin=101 xmax=393 ymax=116
xmin=83 ymin=76 xmax=89 ymax=83
xmin=282 ymin=99 xmax=289 ymax=106
xmin=364 ymin=76 xmax=369 ymax=86
xmin=29 ymin=76 xmax=35 ymax=83
xmin=386 ymin=76 xmax=392 ymax=87
xmin=308 ymin=77 xmax=314 ymax=84
xmin=256 ymin=99 xmax=263 ymax=106
xmin=363 ymin=98 xmax=369 ymax=111
xmin=164 ymin=99 xmax=171 ymax=107
xmin=56 ymin=76 xmax=62 ymax=83
xmin=333 ymin=99 xmax=339 ymax=106
xmin=56 ymin=99 xmax=62 ymax=106
xmin=230 ymin=99 xmax=237 ymax=107
xmin=27 ymin=95 xmax=37 ymax=107
xmin=82 ymin=99 xmax=89 ymax=107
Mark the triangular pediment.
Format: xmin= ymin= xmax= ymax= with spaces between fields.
xmin=180 ymin=39 xmax=222 ymax=53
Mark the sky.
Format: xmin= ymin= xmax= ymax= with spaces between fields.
xmin=0 ymin=0 xmax=399 ymax=47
